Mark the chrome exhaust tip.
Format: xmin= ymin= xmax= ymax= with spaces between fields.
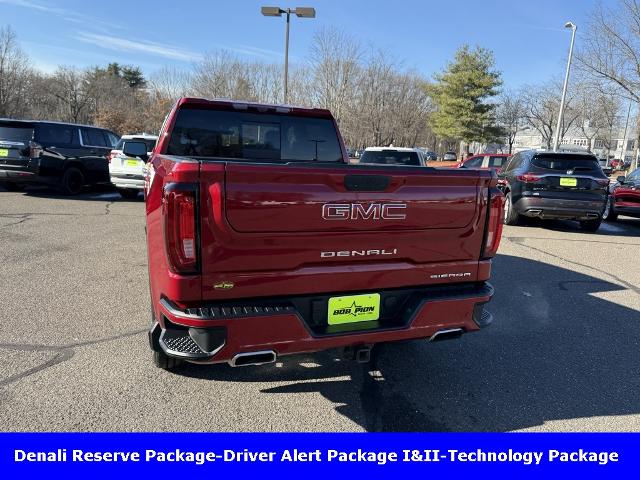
xmin=229 ymin=350 xmax=277 ymax=367
xmin=429 ymin=328 xmax=464 ymax=342
xmin=528 ymin=209 xmax=542 ymax=216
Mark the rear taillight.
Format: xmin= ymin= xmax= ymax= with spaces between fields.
xmin=29 ymin=141 xmax=42 ymax=158
xmin=108 ymin=151 xmax=117 ymax=164
xmin=163 ymin=185 xmax=198 ymax=274
xmin=482 ymin=188 xmax=504 ymax=259
xmin=516 ymin=173 xmax=542 ymax=183
xmin=595 ymin=178 xmax=610 ymax=187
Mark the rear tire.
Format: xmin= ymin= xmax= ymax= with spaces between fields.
xmin=61 ymin=167 xmax=85 ymax=195
xmin=503 ymin=191 xmax=521 ymax=225
xmin=602 ymin=197 xmax=618 ymax=222
xmin=580 ymin=218 xmax=602 ymax=232
xmin=152 ymin=350 xmax=182 ymax=370
xmin=118 ymin=188 xmax=140 ymax=200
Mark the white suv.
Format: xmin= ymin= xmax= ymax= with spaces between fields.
xmin=109 ymin=134 xmax=157 ymax=199
xmin=358 ymin=147 xmax=428 ymax=166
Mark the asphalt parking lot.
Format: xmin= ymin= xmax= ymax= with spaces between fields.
xmin=1 ymin=186 xmax=639 ymax=432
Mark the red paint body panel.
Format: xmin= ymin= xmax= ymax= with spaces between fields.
xmin=145 ymin=98 xmax=503 ymax=363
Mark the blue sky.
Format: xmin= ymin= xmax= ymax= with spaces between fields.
xmin=0 ymin=0 xmax=608 ymax=88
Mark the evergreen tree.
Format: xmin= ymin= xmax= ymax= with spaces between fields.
xmin=426 ymin=45 xmax=503 ymax=154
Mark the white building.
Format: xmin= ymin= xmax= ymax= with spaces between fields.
xmin=513 ymin=125 xmax=638 ymax=161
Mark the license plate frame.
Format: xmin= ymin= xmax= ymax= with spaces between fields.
xmin=560 ymin=177 xmax=577 ymax=187
xmin=327 ymin=293 xmax=381 ymax=325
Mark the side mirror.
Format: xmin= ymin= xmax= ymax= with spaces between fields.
xmin=123 ymin=141 xmax=148 ymax=161
xmin=617 ymin=175 xmax=626 ymax=184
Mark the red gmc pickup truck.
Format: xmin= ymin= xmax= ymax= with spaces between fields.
xmin=128 ymin=97 xmax=504 ymax=370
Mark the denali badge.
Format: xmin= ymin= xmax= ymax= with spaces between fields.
xmin=322 ymin=203 xmax=407 ymax=220
xmin=321 ymin=249 xmax=398 ymax=258
xmin=430 ymin=272 xmax=472 ymax=279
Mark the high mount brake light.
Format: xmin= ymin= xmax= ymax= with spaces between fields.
xmin=163 ymin=186 xmax=198 ymax=274
xmin=482 ymin=188 xmax=504 ymax=259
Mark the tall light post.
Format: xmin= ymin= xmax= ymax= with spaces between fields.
xmin=552 ymin=21 xmax=577 ymax=152
xmin=261 ymin=6 xmax=316 ymax=104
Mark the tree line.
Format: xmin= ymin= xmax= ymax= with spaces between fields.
xmin=1 ymin=0 xmax=639 ymax=165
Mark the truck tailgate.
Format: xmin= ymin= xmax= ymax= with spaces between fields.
xmin=199 ymin=162 xmax=494 ymax=300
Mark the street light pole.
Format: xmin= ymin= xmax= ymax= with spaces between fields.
xmin=552 ymin=21 xmax=577 ymax=152
xmin=261 ymin=6 xmax=316 ymax=104
xmin=284 ymin=9 xmax=290 ymax=103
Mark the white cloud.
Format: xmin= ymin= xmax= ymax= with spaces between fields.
xmin=74 ymin=32 xmax=203 ymax=62
xmin=0 ymin=0 xmax=120 ymax=31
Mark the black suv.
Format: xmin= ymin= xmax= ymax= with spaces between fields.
xmin=499 ymin=150 xmax=609 ymax=231
xmin=0 ymin=119 xmax=119 ymax=195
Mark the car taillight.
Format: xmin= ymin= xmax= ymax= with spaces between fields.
xmin=595 ymin=178 xmax=610 ymax=187
xmin=163 ymin=185 xmax=198 ymax=274
xmin=108 ymin=151 xmax=117 ymax=164
xmin=482 ymin=188 xmax=504 ymax=259
xmin=29 ymin=141 xmax=42 ymax=158
xmin=516 ymin=173 xmax=542 ymax=183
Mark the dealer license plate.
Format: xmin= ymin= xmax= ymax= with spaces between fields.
xmin=328 ymin=293 xmax=380 ymax=325
xmin=560 ymin=177 xmax=577 ymax=187
xmin=0 ymin=149 xmax=8 ymax=157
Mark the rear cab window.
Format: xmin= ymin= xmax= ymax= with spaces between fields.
xmin=359 ymin=150 xmax=421 ymax=166
xmin=166 ymin=108 xmax=342 ymax=162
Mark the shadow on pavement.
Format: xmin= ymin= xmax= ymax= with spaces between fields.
xmin=176 ymin=253 xmax=640 ymax=432
xmin=0 ymin=184 xmax=142 ymax=201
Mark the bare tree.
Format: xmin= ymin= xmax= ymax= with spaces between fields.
xmin=522 ymin=81 xmax=579 ymax=149
xmin=308 ymin=27 xmax=362 ymax=129
xmin=577 ymin=0 xmax=640 ymax=167
xmin=497 ymin=89 xmax=525 ymax=153
xmin=0 ymin=26 xmax=31 ymax=118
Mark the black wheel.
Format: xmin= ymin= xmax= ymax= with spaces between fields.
xmin=580 ymin=217 xmax=602 ymax=232
xmin=118 ymin=188 xmax=140 ymax=200
xmin=152 ymin=350 xmax=182 ymax=370
xmin=0 ymin=182 xmax=25 ymax=191
xmin=61 ymin=167 xmax=85 ymax=195
xmin=503 ymin=191 xmax=521 ymax=225
xmin=602 ymin=197 xmax=618 ymax=222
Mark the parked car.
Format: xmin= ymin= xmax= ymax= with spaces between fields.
xmin=0 ymin=119 xmax=119 ymax=195
xmin=443 ymin=151 xmax=457 ymax=161
xmin=358 ymin=147 xmax=427 ymax=166
xmin=598 ymin=158 xmax=613 ymax=176
xmin=109 ymin=134 xmax=157 ymax=199
xmin=423 ymin=150 xmax=438 ymax=161
xmin=499 ymin=150 xmax=609 ymax=231
xmin=137 ymin=97 xmax=503 ymax=370
xmin=610 ymin=158 xmax=631 ymax=170
xmin=603 ymin=168 xmax=640 ymax=221
xmin=457 ymin=153 xmax=511 ymax=173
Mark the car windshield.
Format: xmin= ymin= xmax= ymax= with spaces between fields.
xmin=166 ymin=108 xmax=342 ymax=162
xmin=0 ymin=124 xmax=34 ymax=145
xmin=116 ymin=137 xmax=157 ymax=152
xmin=532 ymin=155 xmax=601 ymax=173
xmin=359 ymin=150 xmax=421 ymax=166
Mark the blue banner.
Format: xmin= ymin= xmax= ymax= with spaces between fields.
xmin=0 ymin=433 xmax=637 ymax=477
